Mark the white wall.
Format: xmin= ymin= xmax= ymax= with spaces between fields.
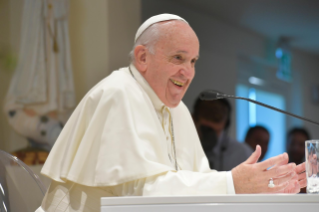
xmin=142 ymin=0 xmax=319 ymax=140
xmin=0 ymin=0 xmax=27 ymax=151
xmin=293 ymin=50 xmax=319 ymax=139
xmin=69 ymin=0 xmax=141 ymax=101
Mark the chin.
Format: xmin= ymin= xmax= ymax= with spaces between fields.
xmin=166 ymin=100 xmax=181 ymax=108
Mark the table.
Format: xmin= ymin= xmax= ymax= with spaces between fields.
xmin=101 ymin=194 xmax=319 ymax=212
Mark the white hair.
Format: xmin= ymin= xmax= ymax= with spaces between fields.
xmin=129 ymin=20 xmax=185 ymax=62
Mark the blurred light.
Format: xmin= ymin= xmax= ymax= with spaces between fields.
xmin=249 ymin=76 xmax=265 ymax=86
xmin=275 ymin=48 xmax=283 ymax=58
xmin=276 ymin=37 xmax=292 ymax=82
xmin=3 ymin=201 xmax=7 ymax=212
xmin=249 ymin=88 xmax=256 ymax=126
xmin=0 ymin=183 xmax=4 ymax=195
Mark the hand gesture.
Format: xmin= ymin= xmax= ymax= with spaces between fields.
xmin=232 ymin=145 xmax=302 ymax=194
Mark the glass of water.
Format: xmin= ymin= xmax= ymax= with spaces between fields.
xmin=305 ymin=140 xmax=319 ymax=194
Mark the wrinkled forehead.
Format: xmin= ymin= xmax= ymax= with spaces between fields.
xmin=155 ymin=21 xmax=199 ymax=52
xmin=159 ymin=20 xmax=196 ymax=36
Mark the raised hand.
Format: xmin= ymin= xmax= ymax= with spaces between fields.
xmin=232 ymin=145 xmax=299 ymax=194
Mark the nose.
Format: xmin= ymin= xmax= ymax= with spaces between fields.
xmin=180 ymin=63 xmax=195 ymax=79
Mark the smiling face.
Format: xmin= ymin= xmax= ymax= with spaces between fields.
xmin=135 ymin=21 xmax=199 ymax=108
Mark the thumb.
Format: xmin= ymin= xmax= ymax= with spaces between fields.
xmin=244 ymin=145 xmax=261 ymax=164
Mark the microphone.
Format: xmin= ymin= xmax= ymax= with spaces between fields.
xmin=200 ymin=90 xmax=319 ymax=127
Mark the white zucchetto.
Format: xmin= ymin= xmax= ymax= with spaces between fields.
xmin=134 ymin=13 xmax=188 ymax=42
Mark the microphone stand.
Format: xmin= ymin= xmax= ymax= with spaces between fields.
xmin=200 ymin=90 xmax=319 ymax=127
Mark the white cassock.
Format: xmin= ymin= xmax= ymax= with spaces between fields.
xmin=36 ymin=65 xmax=235 ymax=212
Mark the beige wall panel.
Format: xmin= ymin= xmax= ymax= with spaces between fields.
xmin=0 ymin=0 xmax=141 ymax=152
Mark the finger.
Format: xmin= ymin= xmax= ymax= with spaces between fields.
xmin=298 ymin=178 xmax=307 ymax=188
xmin=295 ymin=162 xmax=306 ymax=174
xmin=267 ymin=163 xmax=296 ymax=178
xmin=272 ymin=171 xmax=297 ymax=186
xmin=258 ymin=153 xmax=288 ymax=170
xmin=275 ymin=180 xmax=300 ymax=194
xmin=298 ymin=171 xmax=306 ymax=181
xmin=289 ymin=180 xmax=300 ymax=193
xmin=244 ymin=145 xmax=261 ymax=164
xmin=266 ymin=179 xmax=290 ymax=193
xmin=271 ymin=152 xmax=289 ymax=168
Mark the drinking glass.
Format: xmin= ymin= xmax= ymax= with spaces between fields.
xmin=305 ymin=140 xmax=319 ymax=194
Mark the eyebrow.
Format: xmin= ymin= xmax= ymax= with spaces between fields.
xmin=176 ymin=50 xmax=200 ymax=59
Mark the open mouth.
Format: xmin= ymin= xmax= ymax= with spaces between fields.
xmin=170 ymin=79 xmax=185 ymax=87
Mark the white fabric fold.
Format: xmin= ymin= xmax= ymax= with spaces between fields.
xmin=226 ymin=171 xmax=235 ymax=194
xmin=41 ymin=67 xmax=174 ymax=186
xmin=41 ymin=65 xmax=234 ymax=204
xmin=38 ymin=170 xmax=229 ymax=212
xmin=42 ymin=66 xmax=219 ymax=187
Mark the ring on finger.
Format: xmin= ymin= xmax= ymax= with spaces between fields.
xmin=268 ymin=178 xmax=275 ymax=188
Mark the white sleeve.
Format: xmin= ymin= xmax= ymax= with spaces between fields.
xmin=226 ymin=171 xmax=236 ymax=194
xmin=110 ymin=170 xmax=229 ymax=196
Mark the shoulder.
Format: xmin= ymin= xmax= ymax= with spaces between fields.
xmin=73 ymin=67 xmax=149 ymax=115
xmin=92 ymin=68 xmax=136 ymax=92
xmin=86 ymin=68 xmax=144 ymax=101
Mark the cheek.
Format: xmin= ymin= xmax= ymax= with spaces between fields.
xmin=191 ymin=68 xmax=196 ymax=79
xmin=186 ymin=69 xmax=196 ymax=86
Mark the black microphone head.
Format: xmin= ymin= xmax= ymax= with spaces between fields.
xmin=200 ymin=90 xmax=224 ymax=101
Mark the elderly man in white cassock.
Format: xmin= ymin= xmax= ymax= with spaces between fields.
xmin=36 ymin=14 xmax=307 ymax=212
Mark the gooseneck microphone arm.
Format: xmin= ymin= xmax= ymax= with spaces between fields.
xmin=200 ymin=90 xmax=319 ymax=127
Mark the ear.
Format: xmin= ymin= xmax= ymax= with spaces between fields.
xmin=134 ymin=45 xmax=148 ymax=73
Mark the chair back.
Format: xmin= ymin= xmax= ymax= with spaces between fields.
xmin=0 ymin=149 xmax=47 ymax=212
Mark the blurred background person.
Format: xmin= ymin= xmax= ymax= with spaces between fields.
xmin=286 ymin=127 xmax=311 ymax=193
xmin=286 ymin=127 xmax=310 ymax=165
xmin=244 ymin=126 xmax=270 ymax=161
xmin=193 ymin=93 xmax=253 ymax=171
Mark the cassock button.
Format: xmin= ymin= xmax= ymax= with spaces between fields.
xmin=166 ymin=136 xmax=169 ymax=140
